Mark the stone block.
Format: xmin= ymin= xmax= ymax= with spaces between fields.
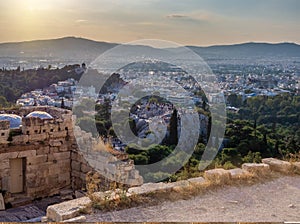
xmin=80 ymin=163 xmax=92 ymax=173
xmin=75 ymin=190 xmax=85 ymax=199
xmin=36 ymin=146 xmax=50 ymax=155
xmin=128 ymin=182 xmax=167 ymax=195
xmin=28 ymin=133 xmax=47 ymax=142
xmin=229 ymin=168 xmax=251 ymax=179
xmin=0 ymin=152 xmax=18 ymax=160
xmin=49 ymin=131 xmax=68 ymax=139
xmin=46 ymin=196 xmax=91 ymax=221
xmin=71 ymin=161 xmax=81 ymax=172
xmin=204 ymin=168 xmax=231 ymax=184
xmin=293 ymin=162 xmax=300 ymax=175
xmin=262 ymin=158 xmax=293 ymax=174
xmin=62 ymin=215 xmax=86 ymax=223
xmin=242 ymin=163 xmax=270 ymax=176
xmin=59 ymin=145 xmax=69 ymax=152
xmin=188 ymin=176 xmax=206 ymax=185
xmin=11 ymin=135 xmax=29 ymax=144
xmin=53 ymin=152 xmax=71 ymax=161
xmin=49 ymin=140 xmax=62 ymax=147
xmin=27 ymin=155 xmax=48 ymax=165
xmin=0 ymin=193 xmax=5 ymax=210
xmin=18 ymin=150 xmax=37 ymax=158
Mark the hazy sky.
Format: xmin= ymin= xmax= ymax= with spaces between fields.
xmin=0 ymin=0 xmax=299 ymax=46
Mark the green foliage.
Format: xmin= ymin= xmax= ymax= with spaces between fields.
xmin=0 ymin=65 xmax=81 ymax=103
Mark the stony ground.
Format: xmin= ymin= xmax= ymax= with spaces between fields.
xmin=87 ymin=175 xmax=300 ymax=222
xmin=0 ymin=196 xmax=62 ymax=222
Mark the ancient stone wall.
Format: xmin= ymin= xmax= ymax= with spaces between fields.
xmin=71 ymin=127 xmax=143 ymax=191
xmin=0 ymin=107 xmax=74 ymax=203
xmin=0 ymin=106 xmax=143 ymax=206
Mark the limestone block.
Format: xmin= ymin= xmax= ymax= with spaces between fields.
xmin=130 ymin=169 xmax=141 ymax=179
xmin=229 ymin=168 xmax=251 ymax=179
xmin=127 ymin=177 xmax=143 ymax=186
xmin=11 ymin=135 xmax=29 ymax=144
xmin=75 ymin=190 xmax=85 ymax=199
xmin=0 ymin=193 xmax=5 ymax=210
xmin=0 ymin=152 xmax=18 ymax=160
xmin=53 ymin=152 xmax=71 ymax=161
xmin=71 ymin=161 xmax=81 ymax=172
xmin=204 ymin=168 xmax=231 ymax=184
xmin=41 ymin=216 xmax=48 ymax=222
xmin=71 ymin=152 xmax=79 ymax=161
xmin=128 ymin=182 xmax=168 ymax=195
xmin=262 ymin=158 xmax=293 ymax=174
xmin=188 ymin=176 xmax=206 ymax=185
xmin=1 ymin=176 xmax=9 ymax=190
xmin=49 ymin=140 xmax=62 ymax=147
xmin=27 ymin=155 xmax=48 ymax=165
xmin=293 ymin=162 xmax=300 ymax=175
xmin=80 ymin=163 xmax=92 ymax=173
xmin=62 ymin=215 xmax=86 ymax=223
xmin=27 ymin=164 xmax=50 ymax=177
xmin=242 ymin=163 xmax=270 ymax=175
xmin=0 ymin=120 xmax=10 ymax=130
xmin=18 ymin=150 xmax=37 ymax=158
xmin=49 ymin=131 xmax=68 ymax=139
xmin=58 ymin=173 xmax=71 ymax=186
xmin=28 ymin=133 xmax=47 ymax=142
xmin=36 ymin=146 xmax=50 ymax=155
xmin=46 ymin=196 xmax=91 ymax=221
xmin=0 ymin=159 xmax=9 ymax=171
xmin=58 ymin=145 xmax=69 ymax=152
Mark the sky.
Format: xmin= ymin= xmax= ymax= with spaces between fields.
xmin=0 ymin=0 xmax=299 ymax=46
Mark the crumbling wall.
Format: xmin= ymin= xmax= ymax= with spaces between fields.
xmin=71 ymin=127 xmax=143 ymax=191
xmin=0 ymin=107 xmax=74 ymax=202
xmin=0 ymin=106 xmax=143 ymax=205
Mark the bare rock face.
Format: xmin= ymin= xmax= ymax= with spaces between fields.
xmin=262 ymin=158 xmax=293 ymax=174
xmin=242 ymin=163 xmax=271 ymax=176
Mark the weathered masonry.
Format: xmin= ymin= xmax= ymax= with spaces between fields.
xmin=0 ymin=106 xmax=142 ymax=207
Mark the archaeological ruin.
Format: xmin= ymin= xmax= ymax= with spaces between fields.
xmin=0 ymin=106 xmax=143 ymax=208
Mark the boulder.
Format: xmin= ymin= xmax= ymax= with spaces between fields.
xmin=262 ymin=158 xmax=293 ymax=174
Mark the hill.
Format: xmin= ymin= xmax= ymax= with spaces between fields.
xmin=0 ymin=37 xmax=299 ymax=66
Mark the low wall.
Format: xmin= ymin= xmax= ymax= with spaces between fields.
xmin=46 ymin=158 xmax=300 ymax=222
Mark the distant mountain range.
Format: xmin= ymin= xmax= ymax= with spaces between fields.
xmin=0 ymin=37 xmax=299 ymax=64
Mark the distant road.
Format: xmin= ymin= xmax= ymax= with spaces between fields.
xmin=87 ymin=175 xmax=300 ymax=222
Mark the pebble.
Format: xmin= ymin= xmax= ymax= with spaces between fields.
xmin=288 ymin=204 xmax=296 ymax=209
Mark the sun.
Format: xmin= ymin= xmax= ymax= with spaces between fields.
xmin=24 ymin=0 xmax=51 ymax=12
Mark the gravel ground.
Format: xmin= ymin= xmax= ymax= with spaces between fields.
xmin=87 ymin=175 xmax=300 ymax=222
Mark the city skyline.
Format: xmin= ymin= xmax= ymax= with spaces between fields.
xmin=0 ymin=0 xmax=299 ymax=46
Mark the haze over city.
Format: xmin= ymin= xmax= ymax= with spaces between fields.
xmin=0 ymin=0 xmax=299 ymax=46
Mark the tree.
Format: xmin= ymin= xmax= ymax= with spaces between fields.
xmin=168 ymin=109 xmax=178 ymax=146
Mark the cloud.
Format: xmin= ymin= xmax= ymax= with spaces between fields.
xmin=166 ymin=11 xmax=222 ymax=24
xmin=166 ymin=14 xmax=189 ymax=19
xmin=75 ymin=19 xmax=88 ymax=23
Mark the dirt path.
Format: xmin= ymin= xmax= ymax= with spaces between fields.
xmin=87 ymin=175 xmax=300 ymax=222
